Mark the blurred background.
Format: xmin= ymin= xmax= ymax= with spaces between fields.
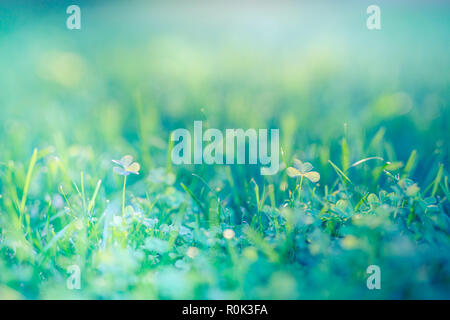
xmin=0 ymin=0 xmax=448 ymax=172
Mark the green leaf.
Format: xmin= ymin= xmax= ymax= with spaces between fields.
xmin=367 ymin=193 xmax=379 ymax=205
xmin=301 ymin=162 xmax=314 ymax=173
xmin=341 ymin=137 xmax=350 ymax=172
xmin=180 ymin=183 xmax=206 ymax=214
xmin=304 ymin=171 xmax=320 ymax=183
xmin=286 ymin=167 xmax=302 ymax=178
xmin=350 ymin=156 xmax=384 ymax=168
xmin=385 ymin=161 xmax=403 ymax=171
xmin=121 ymin=155 xmax=134 ymax=167
xmin=328 ymin=160 xmax=352 ymax=184
xmin=293 ymin=159 xmax=313 ymax=173
xmin=403 ymin=149 xmax=417 ymax=178
xmin=432 ymin=164 xmax=444 ymax=197
xmin=126 ymin=162 xmax=141 ymax=174
xmin=113 ymin=166 xmax=128 ymax=176
xmin=20 ymin=148 xmax=38 ymax=217
xmin=293 ymin=159 xmax=304 ymax=171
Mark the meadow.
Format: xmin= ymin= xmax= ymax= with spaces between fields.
xmin=0 ymin=1 xmax=449 ymax=299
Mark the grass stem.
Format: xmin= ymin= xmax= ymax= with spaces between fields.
xmin=298 ymin=175 xmax=304 ymax=202
xmin=122 ymin=175 xmax=127 ymax=217
xmin=19 ymin=148 xmax=38 ymax=225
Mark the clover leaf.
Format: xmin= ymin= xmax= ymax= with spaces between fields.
xmin=286 ymin=159 xmax=320 ymax=183
xmin=112 ymin=155 xmax=140 ymax=176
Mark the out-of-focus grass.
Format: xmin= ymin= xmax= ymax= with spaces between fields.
xmin=0 ymin=1 xmax=449 ymax=299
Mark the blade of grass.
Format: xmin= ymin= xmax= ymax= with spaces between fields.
xmin=19 ymin=148 xmax=38 ymax=224
xmin=88 ymin=179 xmax=102 ymax=214
xmin=180 ymin=182 xmax=207 ymax=215
xmin=402 ymin=149 xmax=417 ymax=178
xmin=350 ymin=156 xmax=384 ymax=168
xmin=432 ymin=164 xmax=444 ymax=197
xmin=328 ymin=160 xmax=352 ymax=184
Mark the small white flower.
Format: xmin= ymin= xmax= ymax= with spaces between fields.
xmin=223 ymin=229 xmax=235 ymax=240
xmin=187 ymin=247 xmax=199 ymax=259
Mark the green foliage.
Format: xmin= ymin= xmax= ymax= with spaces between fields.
xmin=0 ymin=2 xmax=449 ymax=300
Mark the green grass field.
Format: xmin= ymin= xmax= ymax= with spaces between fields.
xmin=0 ymin=1 xmax=449 ymax=299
